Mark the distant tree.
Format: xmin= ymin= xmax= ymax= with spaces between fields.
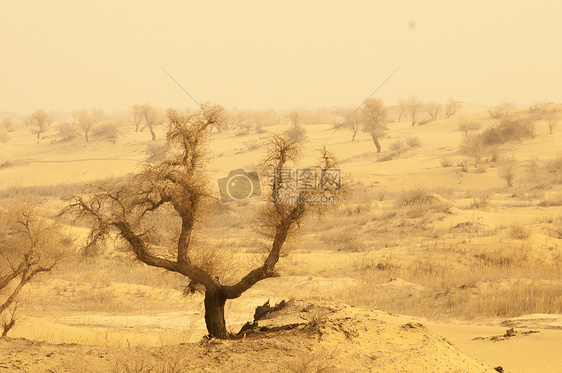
xmin=406 ymin=95 xmax=423 ymax=127
xmin=426 ymin=102 xmax=442 ymax=121
xmin=544 ymin=109 xmax=559 ymax=135
xmin=63 ymin=104 xmax=337 ymax=339
xmin=287 ymin=110 xmax=301 ymax=127
xmin=362 ymin=98 xmax=388 ymax=153
xmin=26 ymin=109 xmax=53 ymax=139
xmin=444 ymin=98 xmax=460 ymax=118
xmin=132 ymin=104 xmax=144 ymax=132
xmin=139 ymin=104 xmax=162 ymax=141
xmin=74 ymin=109 xmax=103 ymax=142
xmin=284 ymin=111 xmax=307 ymax=142
xmin=344 ymin=110 xmax=361 ymax=141
xmin=0 ymin=203 xmax=65 ymax=337
xmin=1 ymin=117 xmax=15 ymax=133
xmin=457 ymin=119 xmax=482 ymax=139
xmin=396 ymin=98 xmax=407 ymax=122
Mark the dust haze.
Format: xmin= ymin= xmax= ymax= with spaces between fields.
xmin=1 ymin=2 xmax=562 ymax=373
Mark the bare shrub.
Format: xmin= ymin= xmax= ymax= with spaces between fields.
xmin=441 ymin=158 xmax=454 ymax=167
xmin=499 ymin=156 xmax=518 ymax=188
xmin=546 ymin=153 xmax=562 ymax=174
xmin=389 ymin=139 xmax=406 ymax=152
xmin=510 ymin=224 xmax=530 ymax=240
xmin=406 ymin=136 xmax=421 ymax=148
xmin=397 ymin=187 xmax=433 ymax=206
xmin=481 ymin=117 xmax=535 ymax=145
xmin=471 ymin=195 xmax=490 ymax=209
xmin=460 ymin=134 xmax=484 ymax=163
xmin=539 ymin=191 xmax=562 ymax=207
xmin=285 ymin=124 xmax=307 ymax=142
xmin=58 ymin=122 xmax=79 ymax=141
xmin=92 ymin=121 xmax=121 ymax=141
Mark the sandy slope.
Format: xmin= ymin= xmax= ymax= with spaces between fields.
xmin=0 ymin=300 xmax=497 ymax=373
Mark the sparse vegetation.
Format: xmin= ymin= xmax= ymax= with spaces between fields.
xmin=1 ymin=98 xmax=562 ymax=371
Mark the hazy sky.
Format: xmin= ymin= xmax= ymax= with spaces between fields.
xmin=2 ymin=1 xmax=561 ymax=114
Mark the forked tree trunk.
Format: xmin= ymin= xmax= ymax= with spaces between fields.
xmin=204 ymin=287 xmax=228 ymax=339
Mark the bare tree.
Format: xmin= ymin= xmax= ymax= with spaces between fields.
xmin=25 ymin=109 xmax=53 ymax=139
xmin=0 ymin=203 xmax=64 ymax=337
xmin=344 ymin=110 xmax=361 ymax=141
xmin=544 ymin=109 xmax=559 ymax=135
xmin=284 ymin=111 xmax=307 ymax=142
xmin=132 ymin=104 xmax=143 ymax=132
xmin=1 ymin=117 xmax=15 ymax=132
xmin=444 ymin=98 xmax=460 ymax=118
xmin=396 ymin=98 xmax=407 ymax=122
xmin=362 ymin=98 xmax=388 ymax=153
xmin=287 ymin=110 xmax=301 ymax=127
xmin=74 ymin=109 xmax=103 ymax=142
xmin=458 ymin=119 xmax=482 ymax=139
xmin=407 ymin=95 xmax=422 ymax=127
xmin=139 ymin=104 xmax=162 ymax=141
xmin=62 ymin=104 xmax=336 ymax=339
xmin=426 ymin=102 xmax=442 ymax=121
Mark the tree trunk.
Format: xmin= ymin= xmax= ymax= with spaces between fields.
xmin=204 ymin=287 xmax=228 ymax=339
xmin=149 ymin=125 xmax=156 ymax=141
xmin=351 ymin=128 xmax=357 ymax=141
xmin=371 ymin=133 xmax=381 ymax=153
xmin=85 ymin=130 xmax=89 ymax=142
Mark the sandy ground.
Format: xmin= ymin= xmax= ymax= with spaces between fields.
xmin=1 ymin=104 xmax=562 ymax=372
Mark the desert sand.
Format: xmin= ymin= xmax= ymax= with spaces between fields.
xmin=1 ymin=103 xmax=561 ymax=372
